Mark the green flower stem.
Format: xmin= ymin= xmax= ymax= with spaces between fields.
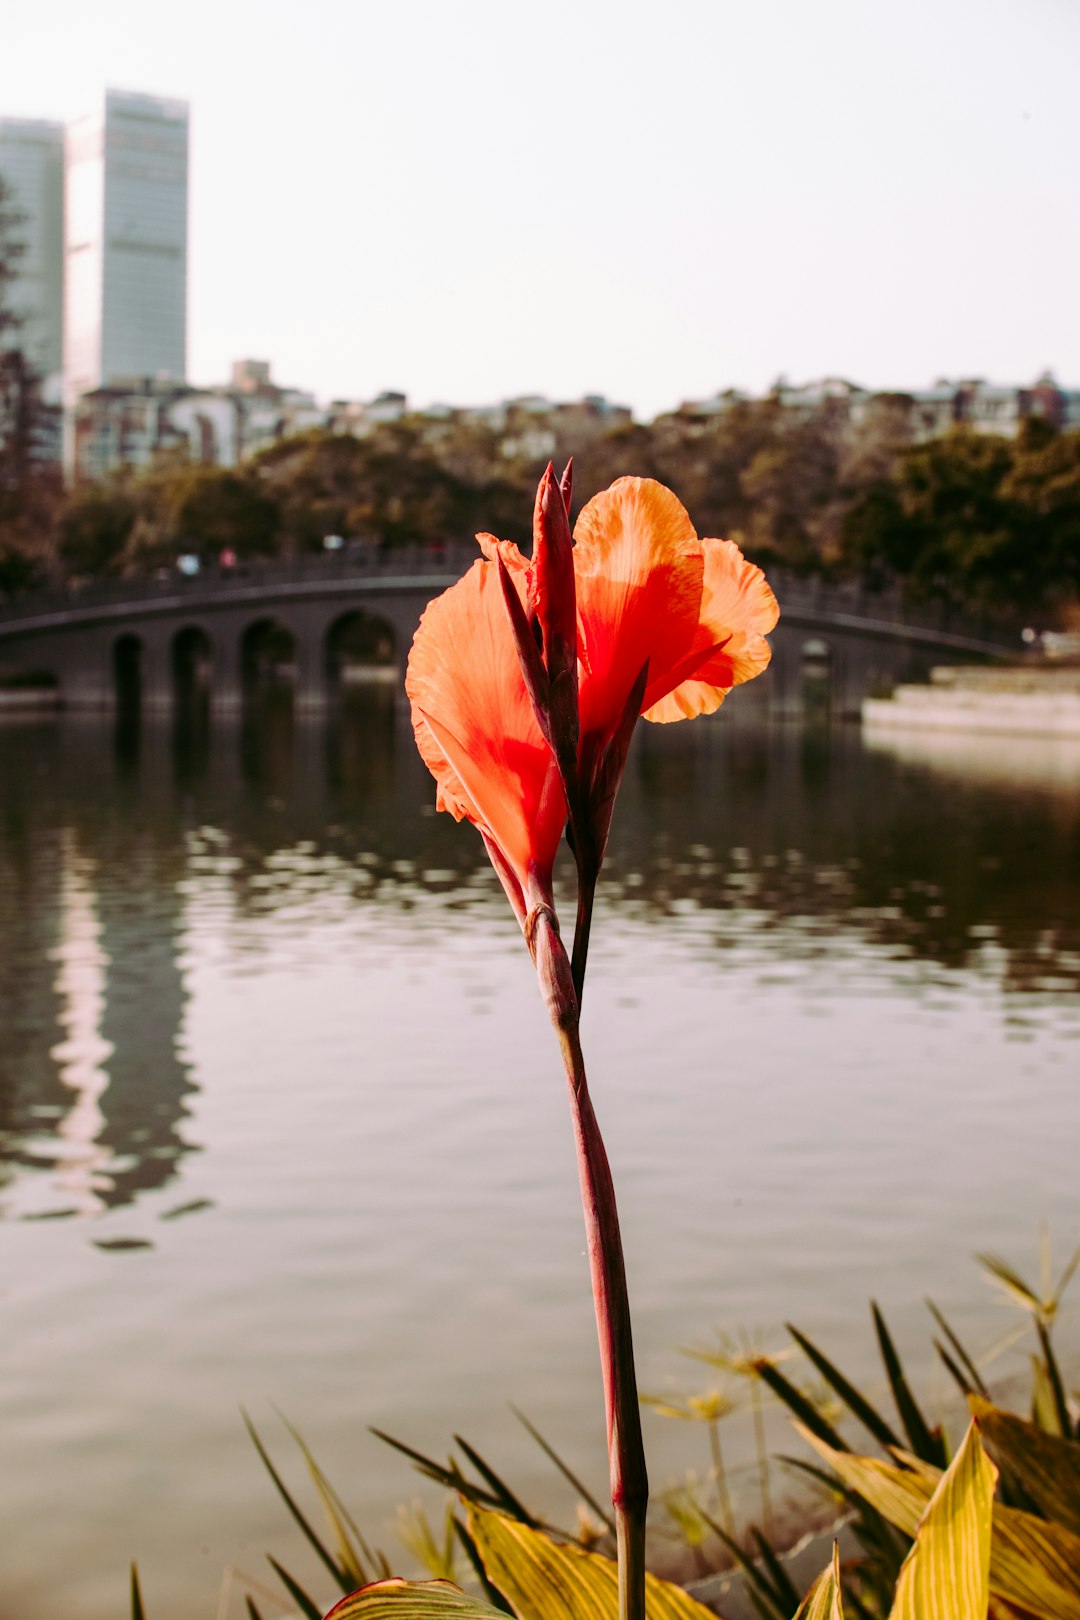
xmin=529 ymin=907 xmax=648 ymax=1620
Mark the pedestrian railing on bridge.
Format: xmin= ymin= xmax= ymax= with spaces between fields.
xmin=0 ymin=550 xmax=1023 ymax=653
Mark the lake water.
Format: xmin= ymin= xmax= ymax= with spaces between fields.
xmin=1 ymin=694 xmax=1079 ymax=1620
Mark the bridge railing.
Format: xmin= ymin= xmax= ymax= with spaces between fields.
xmin=0 ymin=541 xmax=482 ymax=625
xmin=765 ymin=568 xmax=1023 ymax=648
xmin=0 ymin=550 xmax=1023 ymax=650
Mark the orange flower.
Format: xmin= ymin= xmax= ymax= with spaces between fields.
xmin=406 ymin=535 xmax=566 ymax=923
xmin=406 ymin=473 xmax=777 ymax=921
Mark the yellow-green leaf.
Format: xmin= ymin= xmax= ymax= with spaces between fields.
xmin=793 ymin=1542 xmax=844 ymax=1620
xmin=467 ymin=1505 xmax=725 ymax=1620
xmin=887 ymin=1421 xmax=995 ymax=1620
xmin=972 ymin=1397 xmax=1080 ymax=1537
xmin=796 ymin=1423 xmax=1080 ymax=1620
xmin=324 ymin=1577 xmax=506 ymax=1619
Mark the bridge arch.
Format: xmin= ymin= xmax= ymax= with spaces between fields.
xmin=241 ymin=617 xmax=300 ymax=699
xmin=172 ymin=625 xmax=213 ymax=724
xmin=800 ymin=636 xmax=834 ymax=717
xmin=324 ymin=608 xmax=398 ymax=696
xmin=113 ymin=633 xmax=144 ymax=723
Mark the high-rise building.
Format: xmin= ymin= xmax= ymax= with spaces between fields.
xmin=64 ymin=89 xmax=188 ymax=409
xmin=0 ymin=116 xmax=64 ymax=383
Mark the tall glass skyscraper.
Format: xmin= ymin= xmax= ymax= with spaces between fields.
xmin=64 ymin=89 xmax=189 ymax=405
xmin=0 ymin=116 xmax=64 ymax=383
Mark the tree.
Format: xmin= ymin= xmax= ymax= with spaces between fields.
xmin=58 ymin=481 xmax=138 ymax=578
xmin=254 ymin=430 xmax=370 ymax=550
xmin=1004 ymin=422 xmax=1080 ymax=602
xmin=740 ymin=404 xmax=845 ymax=571
xmin=170 ymin=466 xmax=280 ymax=557
xmin=844 ymin=430 xmax=1020 ymax=609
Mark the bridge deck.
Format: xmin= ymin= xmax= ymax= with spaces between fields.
xmin=0 ymin=551 xmax=1021 ymax=657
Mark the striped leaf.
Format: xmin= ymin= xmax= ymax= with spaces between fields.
xmin=793 ymin=1542 xmax=844 ymax=1620
xmin=796 ymin=1423 xmax=1080 ymax=1620
xmin=467 ymin=1505 xmax=722 ymax=1619
xmin=325 ymin=1578 xmax=507 ymax=1619
xmin=972 ymin=1397 xmax=1080 ymax=1536
xmin=887 ymin=1421 xmax=995 ymax=1620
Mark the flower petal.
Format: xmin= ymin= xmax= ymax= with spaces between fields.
xmin=477 ymin=532 xmax=529 ymax=579
xmin=405 ymin=551 xmax=565 ymax=893
xmin=573 ymin=478 xmax=705 ymax=736
xmin=643 ymin=538 xmax=778 ymax=723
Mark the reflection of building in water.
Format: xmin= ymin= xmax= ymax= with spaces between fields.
xmin=48 ymin=840 xmax=115 ymax=1214
xmin=92 ymin=832 xmax=198 ymax=1209
xmin=0 ymin=816 xmax=69 ymax=1205
xmin=0 ymin=804 xmax=198 ymax=1217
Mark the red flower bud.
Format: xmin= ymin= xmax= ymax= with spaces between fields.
xmin=532 ymin=464 xmax=579 ymax=765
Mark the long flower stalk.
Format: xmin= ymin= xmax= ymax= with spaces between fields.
xmin=407 ymin=467 xmax=777 ymax=1620
xmin=529 ymin=902 xmax=648 ymax=1620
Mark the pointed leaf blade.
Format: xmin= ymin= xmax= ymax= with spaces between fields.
xmin=511 ymin=1406 xmax=615 ymax=1534
xmin=972 ymin=1397 xmax=1080 ymax=1538
xmin=749 ymin=1528 xmax=802 ymax=1612
xmin=750 ymin=1356 xmax=849 ymax=1453
xmin=266 ymin=1556 xmax=323 ymax=1620
xmin=793 ymin=1543 xmax=845 ymax=1620
xmin=787 ymin=1323 xmax=901 ymax=1452
xmin=886 ymin=1421 xmax=996 ymax=1620
xmin=130 ymin=1563 xmax=146 ymax=1620
xmin=279 ymin=1412 xmax=383 ymax=1587
xmin=244 ymin=1412 xmax=349 ymax=1592
xmin=871 ymin=1304 xmax=944 ymax=1466
xmin=1035 ymin=1322 xmax=1071 ymax=1437
xmin=1053 ymin=1243 xmax=1080 ymax=1304
xmin=795 ymin=1422 xmax=1080 ymax=1620
xmin=697 ymin=1515 xmax=790 ymax=1617
xmin=976 ymin=1254 xmax=1042 ymax=1314
xmin=452 ymin=1435 xmax=537 ymax=1527
xmin=467 ymin=1505 xmax=721 ymax=1619
xmin=926 ymin=1301 xmax=989 ymax=1398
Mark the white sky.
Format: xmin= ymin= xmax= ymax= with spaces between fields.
xmin=3 ymin=0 xmax=1078 ymax=418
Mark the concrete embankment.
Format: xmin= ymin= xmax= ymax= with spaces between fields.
xmin=863 ymin=664 xmax=1080 ymax=738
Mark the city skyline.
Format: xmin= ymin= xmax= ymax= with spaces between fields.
xmin=1 ymin=0 xmax=1078 ymax=420
xmin=1 ymin=84 xmax=1077 ymax=479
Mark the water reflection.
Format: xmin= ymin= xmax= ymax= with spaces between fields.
xmin=0 ymin=725 xmax=199 ymax=1218
xmin=47 ymin=838 xmax=113 ymax=1214
xmin=1 ymin=697 xmax=1079 ymax=1620
xmin=0 ymin=698 xmax=1078 ymax=1224
xmin=864 ymin=721 xmax=1080 ymax=793
xmin=614 ymin=719 xmax=1080 ymax=994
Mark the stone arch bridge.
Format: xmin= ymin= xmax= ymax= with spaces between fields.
xmin=0 ymin=545 xmax=1019 ymax=719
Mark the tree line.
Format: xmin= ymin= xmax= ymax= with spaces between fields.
xmin=3 ymin=400 xmax=1077 ymax=621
